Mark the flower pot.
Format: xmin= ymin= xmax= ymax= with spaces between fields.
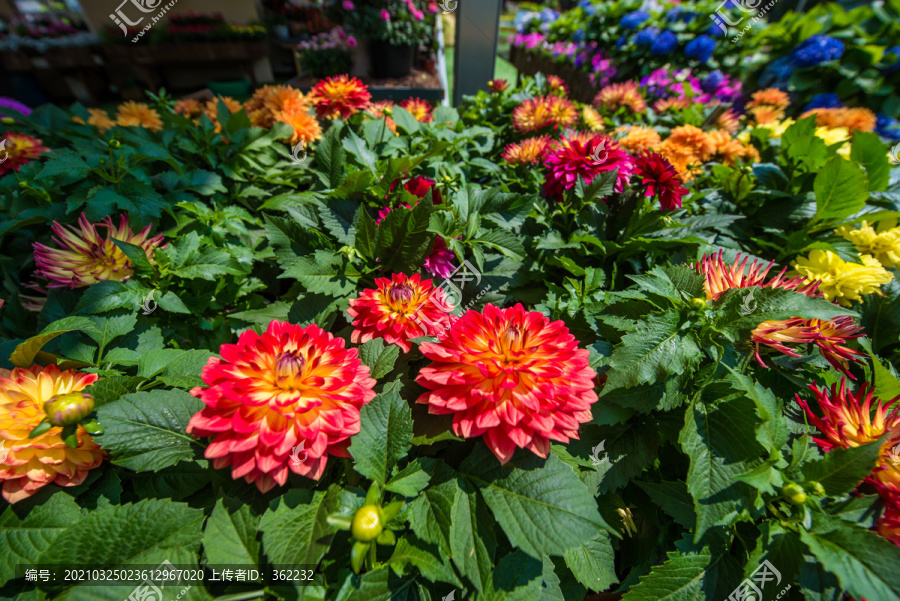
xmin=369 ymin=41 xmax=414 ymax=79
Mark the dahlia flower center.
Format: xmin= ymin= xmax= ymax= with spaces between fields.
xmin=388 ymin=283 xmax=415 ymax=310
xmin=274 ymin=351 xmax=306 ymax=388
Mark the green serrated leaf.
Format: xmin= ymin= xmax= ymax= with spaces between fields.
xmin=348 ymin=381 xmax=413 ymax=484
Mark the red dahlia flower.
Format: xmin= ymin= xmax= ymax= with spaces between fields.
xmin=878 ymin=495 xmax=900 ymax=547
xmin=632 ymin=151 xmax=688 ymax=210
xmin=348 ymin=273 xmax=454 ymax=352
xmin=187 ymin=321 xmax=376 ymax=492
xmin=399 ymin=98 xmax=433 ymax=123
xmin=542 ymin=135 xmax=635 ymax=200
xmin=416 ymin=304 xmax=598 ymax=464
xmin=308 ymin=75 xmax=372 ymax=120
xmin=796 ymin=379 xmax=900 ymax=497
xmin=751 ymin=316 xmax=864 ymax=377
xmin=0 ymin=132 xmax=49 ymax=175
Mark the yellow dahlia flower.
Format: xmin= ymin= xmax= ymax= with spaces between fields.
xmin=792 ymin=250 xmax=893 ymax=306
xmin=581 ymin=105 xmax=604 ymax=132
xmin=837 ymin=221 xmax=900 ymax=269
xmin=115 ymin=101 xmax=163 ymax=132
xmin=0 ymin=365 xmax=104 ymax=503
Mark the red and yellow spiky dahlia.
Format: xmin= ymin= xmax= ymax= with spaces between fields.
xmin=546 ymin=95 xmax=578 ymax=130
xmin=309 ymin=75 xmax=372 ymax=121
xmin=878 ymin=495 xmax=900 ymax=547
xmin=512 ymin=95 xmax=576 ymax=132
xmin=545 ymin=75 xmax=568 ymax=96
xmin=0 ymin=365 xmax=104 ymax=503
xmin=750 ymin=316 xmax=864 ymax=376
xmin=0 ymin=132 xmax=49 ymax=175
xmin=501 ymin=135 xmax=553 ymax=164
xmin=632 ymin=151 xmax=688 ymax=211
xmin=697 ymin=250 xmax=820 ymax=301
xmin=348 ymin=273 xmax=454 ymax=352
xmin=593 ymin=81 xmax=646 ymax=114
xmin=653 ymin=97 xmax=691 ymax=113
xmin=543 ymin=134 xmax=635 ymax=200
xmin=487 ymin=79 xmax=508 ymax=93
xmin=33 ymin=214 xmax=165 ymax=288
xmin=399 ymin=98 xmax=433 ymax=123
xmin=115 ymin=101 xmax=163 ymax=132
xmin=187 ymin=321 xmax=377 ymax=492
xmin=416 ymin=304 xmax=598 ymax=464
xmin=797 ymin=379 xmax=900 ymax=497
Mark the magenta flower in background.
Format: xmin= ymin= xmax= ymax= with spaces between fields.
xmin=0 ymin=98 xmax=31 ymax=118
xmin=423 ymin=237 xmax=456 ymax=279
xmin=380 ymin=8 xmax=391 ymax=20
xmin=347 ymin=36 xmax=358 ymax=48
xmin=342 ymin=0 xmax=354 ymax=9
xmin=428 ymin=2 xmax=439 ymax=12
xmin=412 ymin=9 xmax=425 ymax=20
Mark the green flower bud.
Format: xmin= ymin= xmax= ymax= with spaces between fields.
xmin=781 ymin=483 xmax=807 ymax=505
xmin=43 ymin=392 xmax=94 ymax=427
xmin=351 ymin=505 xmax=383 ymax=543
xmin=689 ymin=297 xmax=707 ymax=309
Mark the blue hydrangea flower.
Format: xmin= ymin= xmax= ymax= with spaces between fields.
xmin=616 ymin=36 xmax=627 ymax=49
xmin=650 ymin=30 xmax=678 ymax=55
xmin=803 ymin=93 xmax=843 ymax=111
xmin=702 ymin=70 xmax=725 ymax=93
xmin=759 ymin=56 xmax=793 ymax=90
xmin=876 ymin=115 xmax=900 ymax=141
xmin=573 ymin=28 xmax=585 ymax=42
xmin=685 ymin=35 xmax=716 ymax=63
xmin=634 ymin=27 xmax=660 ymax=47
xmin=666 ymin=7 xmax=681 ymax=21
xmin=621 ymin=10 xmax=651 ymax=30
xmin=790 ymin=35 xmax=845 ymax=68
xmin=884 ymin=46 xmax=900 ymax=71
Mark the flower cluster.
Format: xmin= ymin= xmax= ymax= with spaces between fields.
xmin=837 ymin=221 xmax=900 ymax=269
xmin=512 ymin=95 xmax=577 ymax=132
xmin=792 ymin=250 xmax=894 ymax=306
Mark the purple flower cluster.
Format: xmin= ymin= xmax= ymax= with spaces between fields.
xmin=297 ymin=26 xmax=357 ymax=52
xmin=511 ymin=32 xmax=545 ymax=50
xmin=0 ymin=97 xmax=32 ymax=118
xmin=697 ymin=70 xmax=741 ymax=104
xmin=640 ymin=68 xmax=701 ymax=99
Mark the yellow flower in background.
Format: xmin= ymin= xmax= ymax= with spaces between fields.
xmin=815 ymin=126 xmax=850 ymax=146
xmin=792 ymin=249 xmax=893 ymax=306
xmin=756 ymin=118 xmax=795 ymax=139
xmin=837 ymin=221 xmax=900 ymax=269
xmin=115 ymin=101 xmax=163 ymax=131
xmin=73 ymin=108 xmax=116 ymax=132
xmin=581 ymin=105 xmax=604 ymax=132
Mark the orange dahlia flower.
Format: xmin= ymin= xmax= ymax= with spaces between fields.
xmin=187 ymin=321 xmax=377 ymax=491
xmin=501 ymin=135 xmax=553 ymax=164
xmin=274 ymin=107 xmax=323 ymax=147
xmin=616 ymin=125 xmax=662 ymax=153
xmin=399 ymin=98 xmax=434 ymax=123
xmin=708 ymin=130 xmax=759 ymax=166
xmin=749 ymin=106 xmax=785 ymax=126
xmin=716 ymin=109 xmax=741 ymax=134
xmin=800 ymin=107 xmax=877 ymax=133
xmin=653 ymin=97 xmax=691 ymax=113
xmin=73 ymin=108 xmax=117 ymax=132
xmin=115 ymin=101 xmax=163 ymax=132
xmin=666 ymin=125 xmax=716 ymax=161
xmin=0 ymin=365 xmax=104 ymax=503
xmin=416 ymin=304 xmax=598 ymax=464
xmin=592 ymin=81 xmax=646 ymax=114
xmin=0 ymin=132 xmax=49 ymax=175
xmin=309 ymin=75 xmax=372 ymax=121
xmin=33 ymin=214 xmax=165 ymax=288
xmin=365 ymin=101 xmax=398 ymax=135
xmin=750 ymin=316 xmax=864 ymax=376
xmin=655 ymin=140 xmax=701 ymax=181
xmin=347 ymin=273 xmax=454 ymax=352
xmin=174 ymin=98 xmax=204 ymax=119
xmin=797 ymin=379 xmax=900 ymax=497
xmin=747 ymin=88 xmax=791 ymax=112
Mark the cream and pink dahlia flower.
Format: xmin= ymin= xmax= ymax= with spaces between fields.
xmin=348 ymin=273 xmax=454 ymax=352
xmin=0 ymin=365 xmax=104 ymax=503
xmin=187 ymin=321 xmax=376 ymax=492
xmin=416 ymin=304 xmax=598 ymax=464
xmin=33 ymin=214 xmax=165 ymax=288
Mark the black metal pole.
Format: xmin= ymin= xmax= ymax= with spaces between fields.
xmin=452 ymin=0 xmax=503 ymax=106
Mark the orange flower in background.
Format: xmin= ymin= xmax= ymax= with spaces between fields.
xmin=308 ymin=75 xmax=372 ymax=120
xmin=347 ymin=273 xmax=454 ymax=353
xmin=187 ymin=321 xmax=376 ymax=491
xmin=617 ymin=125 xmax=661 ymax=153
xmin=653 ymin=97 xmax=690 ymax=113
xmin=655 ymin=139 xmax=702 ymax=182
xmin=666 ymin=125 xmax=716 ymax=161
xmin=33 ymin=214 xmax=165 ymax=288
xmin=513 ymin=96 xmax=551 ymax=132
xmin=800 ymin=107 xmax=877 ymax=133
xmin=751 ymin=316 xmax=864 ymax=376
xmin=0 ymin=132 xmax=48 ymax=175
xmin=73 ymin=108 xmax=116 ymax=132
xmin=546 ymin=95 xmax=577 ymax=130
xmin=174 ymin=98 xmax=204 ymax=119
xmin=708 ymin=130 xmax=758 ymax=165
xmin=0 ymin=365 xmax=104 ymax=503
xmin=501 ymin=135 xmax=553 ymax=164
xmin=400 ymin=97 xmax=434 ymax=123
xmin=115 ymin=101 xmax=163 ymax=131
xmin=797 ymin=379 xmax=900 ymax=497
xmin=716 ymin=109 xmax=741 ymax=134
xmin=749 ymin=106 xmax=785 ymax=126
xmin=697 ymin=250 xmax=820 ymax=301
xmin=545 ymin=74 xmax=568 ymax=95
xmin=262 ymin=85 xmax=308 ymax=116
xmin=275 ymin=107 xmax=323 ymax=147
xmin=365 ymin=101 xmax=398 ymax=135
xmin=593 ymin=81 xmax=646 ymax=114
xmin=416 ymin=304 xmax=598 ymax=464
xmin=747 ymin=87 xmax=791 ymax=112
